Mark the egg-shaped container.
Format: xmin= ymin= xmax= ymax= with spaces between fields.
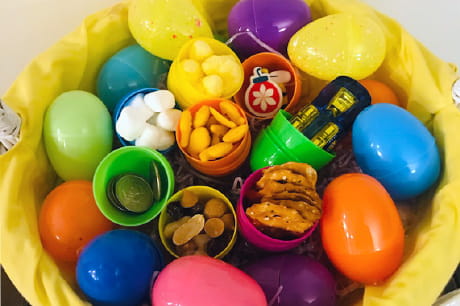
xmin=320 ymin=173 xmax=405 ymax=285
xmin=237 ymin=168 xmax=318 ymax=252
xmin=93 ymin=146 xmax=174 ymax=226
xmin=176 ymin=99 xmax=251 ymax=176
xmin=158 ymin=186 xmax=237 ymax=259
xmin=152 ymin=256 xmax=267 ymax=306
xmin=352 ymin=103 xmax=441 ymax=200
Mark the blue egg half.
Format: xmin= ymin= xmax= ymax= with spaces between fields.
xmin=352 ymin=103 xmax=441 ymax=200
xmin=76 ymin=229 xmax=164 ymax=306
xmin=97 ymin=44 xmax=170 ymax=113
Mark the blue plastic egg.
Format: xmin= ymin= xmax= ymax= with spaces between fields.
xmin=352 ymin=103 xmax=441 ymax=200
xmin=97 ymin=44 xmax=170 ymax=113
xmin=76 ymin=229 xmax=164 ymax=306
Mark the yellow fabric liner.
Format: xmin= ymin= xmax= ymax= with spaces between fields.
xmin=1 ymin=0 xmax=458 ymax=305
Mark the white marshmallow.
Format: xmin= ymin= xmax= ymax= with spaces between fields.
xmin=144 ymin=90 xmax=175 ymax=112
xmin=135 ymin=125 xmax=175 ymax=151
xmin=128 ymin=93 xmax=145 ymax=108
xmin=156 ymin=109 xmax=182 ymax=131
xmin=116 ymin=106 xmax=149 ymax=141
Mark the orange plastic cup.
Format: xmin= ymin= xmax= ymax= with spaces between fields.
xmin=176 ymin=99 xmax=251 ymax=176
xmin=234 ymin=52 xmax=302 ymax=119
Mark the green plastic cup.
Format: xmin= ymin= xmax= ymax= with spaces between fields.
xmin=93 ymin=146 xmax=175 ymax=226
xmin=250 ymin=110 xmax=335 ymax=171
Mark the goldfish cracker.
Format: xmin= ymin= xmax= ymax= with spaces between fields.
xmin=190 ymin=40 xmax=214 ymax=62
xmin=211 ymin=133 xmax=220 ymax=146
xmin=223 ymin=124 xmax=249 ymax=143
xmin=188 ymin=127 xmax=211 ymax=156
xmin=209 ymin=124 xmax=228 ymax=137
xmin=209 ymin=107 xmax=236 ymax=128
xmin=193 ymin=105 xmax=210 ymax=128
xmin=202 ymin=75 xmax=224 ymax=97
xmin=180 ymin=59 xmax=204 ymax=81
xmin=179 ymin=110 xmax=192 ymax=148
xmin=199 ymin=142 xmax=233 ymax=162
xmin=219 ymin=100 xmax=245 ymax=125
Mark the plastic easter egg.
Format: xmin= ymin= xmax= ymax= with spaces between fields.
xmin=128 ymin=0 xmax=213 ymax=61
xmin=39 ymin=181 xmax=114 ymax=263
xmin=288 ymin=14 xmax=386 ymax=80
xmin=43 ymin=90 xmax=113 ymax=181
xmin=359 ymin=79 xmax=401 ymax=106
xmin=77 ymin=229 xmax=164 ymax=306
xmin=244 ymin=254 xmax=336 ymax=306
xmin=97 ymin=44 xmax=170 ymax=113
xmin=152 ymin=256 xmax=267 ymax=306
xmin=228 ymin=0 xmax=311 ymax=59
xmin=321 ymin=173 xmax=405 ymax=284
xmin=352 ymin=103 xmax=441 ymax=200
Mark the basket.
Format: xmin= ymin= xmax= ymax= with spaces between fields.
xmin=1 ymin=0 xmax=459 ymax=305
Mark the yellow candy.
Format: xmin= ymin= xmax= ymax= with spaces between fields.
xmin=223 ymin=124 xmax=248 ymax=143
xmin=180 ymin=59 xmax=204 ymax=81
xmin=209 ymin=124 xmax=228 ymax=137
xmin=179 ymin=110 xmax=192 ymax=148
xmin=190 ymin=40 xmax=214 ymax=62
xmin=188 ymin=127 xmax=211 ymax=155
xmin=193 ymin=105 xmax=210 ymax=128
xmin=202 ymin=75 xmax=224 ymax=97
xmin=209 ymin=107 xmax=236 ymax=128
xmin=199 ymin=142 xmax=233 ymax=161
xmin=219 ymin=101 xmax=245 ymax=125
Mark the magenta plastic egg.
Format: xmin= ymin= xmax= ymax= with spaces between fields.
xmin=227 ymin=0 xmax=311 ymax=59
xmin=152 ymin=256 xmax=267 ymax=306
xmin=243 ymin=254 xmax=336 ymax=306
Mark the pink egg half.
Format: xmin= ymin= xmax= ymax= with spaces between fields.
xmin=152 ymin=256 xmax=267 ymax=306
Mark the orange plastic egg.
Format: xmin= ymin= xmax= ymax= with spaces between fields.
xmin=320 ymin=173 xmax=404 ymax=285
xmin=39 ymin=181 xmax=114 ymax=263
xmin=359 ymin=79 xmax=401 ymax=106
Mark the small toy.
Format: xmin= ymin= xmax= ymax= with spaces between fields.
xmin=152 ymin=256 xmax=267 ymax=306
xmin=288 ymin=14 xmax=386 ymax=80
xmin=359 ymin=79 xmax=401 ymax=106
xmin=43 ymin=91 xmax=113 ymax=181
xmin=321 ymin=173 xmax=405 ymax=284
xmin=77 ymin=229 xmax=164 ymax=306
xmin=227 ymin=0 xmax=311 ymax=59
xmin=352 ymin=103 xmax=441 ymax=200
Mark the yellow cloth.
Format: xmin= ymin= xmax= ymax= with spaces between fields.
xmin=0 ymin=0 xmax=458 ymax=305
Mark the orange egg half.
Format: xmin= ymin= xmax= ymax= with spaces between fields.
xmin=320 ymin=173 xmax=404 ymax=285
xmin=359 ymin=79 xmax=401 ymax=106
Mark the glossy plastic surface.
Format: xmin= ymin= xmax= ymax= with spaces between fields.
xmin=320 ymin=173 xmax=405 ymax=284
xmin=93 ymin=146 xmax=174 ymax=226
xmin=250 ymin=110 xmax=334 ymax=171
xmin=227 ymin=0 xmax=311 ymax=59
xmin=76 ymin=229 xmax=164 ymax=306
xmin=352 ymin=103 xmax=441 ymax=200
xmin=359 ymin=79 xmax=401 ymax=106
xmin=243 ymin=254 xmax=336 ymax=306
xmin=43 ymin=90 xmax=113 ymax=181
xmin=152 ymin=256 xmax=267 ymax=306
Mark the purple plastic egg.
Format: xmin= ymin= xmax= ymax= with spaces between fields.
xmin=243 ymin=254 xmax=336 ymax=306
xmin=227 ymin=0 xmax=311 ymax=59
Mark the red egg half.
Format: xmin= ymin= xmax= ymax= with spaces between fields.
xmin=320 ymin=173 xmax=404 ymax=285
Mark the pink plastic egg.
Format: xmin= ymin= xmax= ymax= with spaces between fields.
xmin=152 ymin=256 xmax=267 ymax=306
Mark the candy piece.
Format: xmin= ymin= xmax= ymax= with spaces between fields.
xmin=135 ymin=125 xmax=175 ymax=151
xmin=221 ymin=213 xmax=235 ymax=231
xmin=209 ymin=107 xmax=236 ymax=128
xmin=175 ymin=240 xmax=198 ymax=256
xmin=211 ymin=133 xmax=220 ymax=146
xmin=219 ymin=100 xmax=245 ymax=125
xmin=167 ymin=201 xmax=185 ymax=219
xmin=209 ymin=124 xmax=228 ymax=137
xmin=222 ymin=124 xmax=248 ymax=143
xmin=144 ymin=90 xmax=175 ymax=112
xmin=116 ymin=106 xmax=149 ymax=141
xmin=199 ymin=142 xmax=233 ymax=162
xmin=204 ymin=198 xmax=227 ymax=218
xmin=157 ymin=108 xmax=182 ymax=131
xmin=179 ymin=110 xmax=192 ymax=148
xmin=164 ymin=216 xmax=191 ymax=239
xmin=206 ymin=116 xmax=219 ymax=127
xmin=181 ymin=190 xmax=199 ymax=208
xmin=204 ymin=218 xmax=225 ymax=238
xmin=202 ymin=75 xmax=224 ymax=97
xmin=180 ymin=59 xmax=204 ymax=81
xmin=193 ymin=105 xmax=210 ymax=128
xmin=188 ymin=127 xmax=211 ymax=156
xmin=173 ymin=214 xmax=205 ymax=246
xmin=190 ymin=40 xmax=214 ymax=61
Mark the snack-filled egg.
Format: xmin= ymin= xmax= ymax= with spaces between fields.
xmin=152 ymin=256 xmax=267 ymax=306
xmin=321 ymin=173 xmax=405 ymax=284
xmin=352 ymin=103 xmax=441 ymax=200
xmin=243 ymin=254 xmax=336 ymax=306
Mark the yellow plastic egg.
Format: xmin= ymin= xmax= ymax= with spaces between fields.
xmin=287 ymin=14 xmax=386 ymax=80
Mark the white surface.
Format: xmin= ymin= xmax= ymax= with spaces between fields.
xmin=0 ymin=0 xmax=459 ymax=95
